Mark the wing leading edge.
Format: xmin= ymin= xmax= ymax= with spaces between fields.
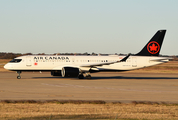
xmin=80 ymin=53 xmax=131 ymax=67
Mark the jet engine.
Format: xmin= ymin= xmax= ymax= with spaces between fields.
xmin=61 ymin=67 xmax=80 ymax=77
xmin=51 ymin=70 xmax=62 ymax=76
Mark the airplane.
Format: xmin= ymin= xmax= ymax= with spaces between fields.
xmin=4 ymin=30 xmax=170 ymax=79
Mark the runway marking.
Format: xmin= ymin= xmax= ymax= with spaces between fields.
xmin=41 ymin=83 xmax=177 ymax=93
xmin=48 ymin=94 xmax=73 ymax=97
xmin=1 ymin=90 xmax=72 ymax=98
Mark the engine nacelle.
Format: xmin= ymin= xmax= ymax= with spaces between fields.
xmin=61 ymin=67 xmax=79 ymax=77
xmin=51 ymin=70 xmax=62 ymax=76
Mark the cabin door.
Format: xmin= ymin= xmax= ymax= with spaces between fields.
xmin=26 ymin=56 xmax=32 ymax=67
xmin=132 ymin=57 xmax=137 ymax=67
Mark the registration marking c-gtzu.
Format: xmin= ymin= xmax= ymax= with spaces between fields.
xmin=4 ymin=30 xmax=171 ymax=79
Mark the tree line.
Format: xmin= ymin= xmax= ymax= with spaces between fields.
xmin=0 ymin=52 xmax=177 ymax=61
xmin=0 ymin=52 xmax=99 ymax=59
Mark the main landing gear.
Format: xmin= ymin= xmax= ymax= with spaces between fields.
xmin=78 ymin=74 xmax=84 ymax=79
xmin=86 ymin=74 xmax=91 ymax=79
xmin=16 ymin=71 xmax=21 ymax=79
xmin=78 ymin=73 xmax=91 ymax=79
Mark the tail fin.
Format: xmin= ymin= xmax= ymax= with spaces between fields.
xmin=135 ymin=30 xmax=166 ymax=56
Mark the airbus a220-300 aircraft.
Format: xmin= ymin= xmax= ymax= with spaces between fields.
xmin=4 ymin=30 xmax=170 ymax=79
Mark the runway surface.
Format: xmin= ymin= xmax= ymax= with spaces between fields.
xmin=0 ymin=72 xmax=178 ymax=103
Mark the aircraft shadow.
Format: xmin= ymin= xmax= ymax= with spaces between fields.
xmin=91 ymin=76 xmax=178 ymax=80
xmin=32 ymin=76 xmax=178 ymax=80
xmin=32 ymin=76 xmax=62 ymax=79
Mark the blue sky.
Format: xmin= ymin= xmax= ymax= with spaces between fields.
xmin=0 ymin=0 xmax=178 ymax=55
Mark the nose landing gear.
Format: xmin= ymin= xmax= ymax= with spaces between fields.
xmin=16 ymin=71 xmax=21 ymax=79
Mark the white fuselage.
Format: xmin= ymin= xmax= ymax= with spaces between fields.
xmin=4 ymin=55 xmax=169 ymax=72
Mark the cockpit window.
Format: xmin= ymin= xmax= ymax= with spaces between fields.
xmin=9 ymin=59 xmax=22 ymax=63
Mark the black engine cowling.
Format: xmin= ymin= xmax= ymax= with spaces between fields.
xmin=51 ymin=70 xmax=62 ymax=76
xmin=61 ymin=67 xmax=80 ymax=77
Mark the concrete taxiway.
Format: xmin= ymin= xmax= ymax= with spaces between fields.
xmin=0 ymin=72 xmax=178 ymax=103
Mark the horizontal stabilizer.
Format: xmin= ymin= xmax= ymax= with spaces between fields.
xmin=149 ymin=58 xmax=171 ymax=62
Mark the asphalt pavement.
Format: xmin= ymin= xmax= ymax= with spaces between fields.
xmin=0 ymin=72 xmax=178 ymax=103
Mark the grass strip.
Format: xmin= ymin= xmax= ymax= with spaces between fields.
xmin=0 ymin=100 xmax=178 ymax=120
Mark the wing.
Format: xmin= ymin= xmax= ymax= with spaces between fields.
xmin=80 ymin=53 xmax=131 ymax=67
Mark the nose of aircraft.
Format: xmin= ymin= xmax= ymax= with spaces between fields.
xmin=4 ymin=64 xmax=11 ymax=70
xmin=4 ymin=64 xmax=8 ymax=69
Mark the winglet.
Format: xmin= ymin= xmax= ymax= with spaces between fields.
xmin=120 ymin=53 xmax=131 ymax=62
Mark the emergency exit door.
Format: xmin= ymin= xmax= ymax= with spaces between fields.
xmin=26 ymin=56 xmax=32 ymax=66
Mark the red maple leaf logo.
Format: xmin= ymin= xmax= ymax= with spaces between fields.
xmin=34 ymin=63 xmax=38 ymax=65
xmin=149 ymin=43 xmax=158 ymax=51
xmin=147 ymin=41 xmax=160 ymax=54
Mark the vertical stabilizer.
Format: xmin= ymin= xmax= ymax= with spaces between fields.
xmin=135 ymin=30 xmax=166 ymax=56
